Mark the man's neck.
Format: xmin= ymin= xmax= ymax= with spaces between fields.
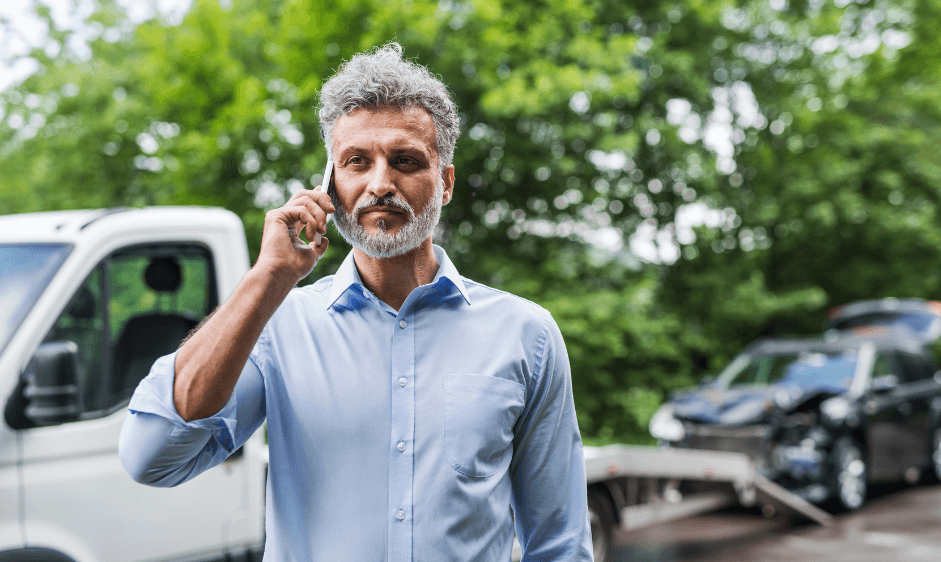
xmin=353 ymin=239 xmax=439 ymax=311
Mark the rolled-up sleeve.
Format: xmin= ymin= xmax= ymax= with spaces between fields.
xmin=510 ymin=314 xmax=593 ymax=560
xmin=119 ymin=351 xmax=266 ymax=487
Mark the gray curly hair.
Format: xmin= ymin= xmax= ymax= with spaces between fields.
xmin=318 ymin=43 xmax=460 ymax=169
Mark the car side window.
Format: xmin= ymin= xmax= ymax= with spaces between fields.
xmin=922 ymin=350 xmax=938 ymax=379
xmin=895 ymin=354 xmax=918 ymax=384
xmin=871 ymin=353 xmax=898 ymax=381
xmin=42 ymin=244 xmax=217 ymax=419
xmin=899 ymin=352 xmax=937 ymax=383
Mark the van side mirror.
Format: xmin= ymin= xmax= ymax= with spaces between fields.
xmin=22 ymin=341 xmax=83 ymax=426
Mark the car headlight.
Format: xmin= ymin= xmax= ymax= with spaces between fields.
xmin=820 ymin=396 xmax=851 ymax=423
xmin=649 ymin=404 xmax=685 ymax=442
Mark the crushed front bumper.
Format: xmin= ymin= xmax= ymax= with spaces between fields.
xmin=679 ymin=422 xmax=835 ymax=503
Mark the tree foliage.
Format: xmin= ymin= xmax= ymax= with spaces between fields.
xmin=2 ymin=0 xmax=941 ymax=443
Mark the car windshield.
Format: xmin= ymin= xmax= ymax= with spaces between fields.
xmin=0 ymin=244 xmax=71 ymax=355
xmin=720 ymin=349 xmax=859 ymax=392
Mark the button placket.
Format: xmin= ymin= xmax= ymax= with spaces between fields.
xmin=388 ymin=310 xmax=414 ymax=561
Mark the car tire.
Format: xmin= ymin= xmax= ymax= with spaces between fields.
xmin=830 ymin=436 xmax=867 ymax=511
xmin=587 ymin=490 xmax=615 ymax=562
xmin=927 ymin=426 xmax=941 ymax=483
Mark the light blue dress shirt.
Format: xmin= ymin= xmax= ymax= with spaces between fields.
xmin=120 ymin=245 xmax=593 ymax=561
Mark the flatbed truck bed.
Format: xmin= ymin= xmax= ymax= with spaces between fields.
xmin=513 ymin=444 xmax=832 ymax=561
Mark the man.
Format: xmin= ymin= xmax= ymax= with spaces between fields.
xmin=119 ymin=43 xmax=592 ymax=561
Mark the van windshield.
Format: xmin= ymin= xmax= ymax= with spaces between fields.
xmin=0 ymin=244 xmax=71 ymax=355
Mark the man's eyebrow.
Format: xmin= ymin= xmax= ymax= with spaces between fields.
xmin=335 ymin=145 xmax=365 ymax=156
xmin=336 ymin=144 xmax=431 ymax=158
xmin=389 ymin=146 xmax=431 ymax=156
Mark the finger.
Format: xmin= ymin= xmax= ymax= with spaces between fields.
xmin=272 ymin=205 xmax=318 ymax=244
xmin=311 ymin=236 xmax=329 ymax=258
xmin=301 ymin=203 xmax=329 ymax=239
xmin=287 ymin=189 xmax=314 ymax=205
xmin=289 ymin=189 xmax=335 ymax=215
xmin=266 ymin=205 xmax=312 ymax=233
xmin=291 ymin=195 xmax=331 ymax=243
xmin=289 ymin=188 xmax=333 ymax=206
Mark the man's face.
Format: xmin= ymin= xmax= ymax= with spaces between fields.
xmin=330 ymin=106 xmax=454 ymax=259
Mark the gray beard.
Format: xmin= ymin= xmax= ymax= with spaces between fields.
xmin=332 ymin=180 xmax=443 ymax=259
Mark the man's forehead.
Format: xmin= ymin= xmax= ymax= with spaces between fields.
xmin=333 ymin=106 xmax=436 ymax=150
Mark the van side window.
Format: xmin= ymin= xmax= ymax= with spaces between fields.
xmin=43 ymin=244 xmax=217 ymax=419
xmin=106 ymin=246 xmax=215 ymax=409
xmin=44 ymin=265 xmax=106 ymax=412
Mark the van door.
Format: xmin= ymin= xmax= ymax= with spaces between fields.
xmin=0 ymin=244 xmax=71 ymax=552
xmin=17 ymin=243 xmax=253 ymax=562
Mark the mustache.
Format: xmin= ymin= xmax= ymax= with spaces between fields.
xmin=352 ymin=195 xmax=415 ymax=219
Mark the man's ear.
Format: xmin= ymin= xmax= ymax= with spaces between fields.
xmin=441 ymin=165 xmax=455 ymax=205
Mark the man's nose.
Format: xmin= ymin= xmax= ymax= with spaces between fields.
xmin=365 ymin=159 xmax=397 ymax=199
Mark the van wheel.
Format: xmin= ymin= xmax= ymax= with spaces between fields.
xmin=588 ymin=490 xmax=614 ymax=562
xmin=831 ymin=436 xmax=867 ymax=511
xmin=0 ymin=549 xmax=76 ymax=562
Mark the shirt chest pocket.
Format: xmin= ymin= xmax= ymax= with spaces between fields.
xmin=443 ymin=374 xmax=526 ymax=478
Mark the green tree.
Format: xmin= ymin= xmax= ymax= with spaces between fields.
xmin=4 ymin=0 xmax=941 ymax=443
xmin=659 ymin=0 xmax=941 ymax=369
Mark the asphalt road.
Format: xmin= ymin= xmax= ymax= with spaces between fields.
xmin=610 ymin=481 xmax=941 ymax=561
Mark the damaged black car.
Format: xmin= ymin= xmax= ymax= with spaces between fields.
xmin=649 ymin=298 xmax=941 ymax=511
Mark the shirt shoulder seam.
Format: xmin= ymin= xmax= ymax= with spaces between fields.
xmin=531 ymin=311 xmax=553 ymax=386
xmin=460 ymin=277 xmax=549 ymax=313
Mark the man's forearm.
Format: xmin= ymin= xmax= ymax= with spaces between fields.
xmin=173 ymin=265 xmax=295 ymax=421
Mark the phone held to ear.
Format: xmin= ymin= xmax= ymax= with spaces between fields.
xmin=314 ymin=160 xmax=333 ymax=246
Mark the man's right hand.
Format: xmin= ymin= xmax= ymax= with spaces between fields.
xmin=255 ymin=188 xmax=336 ymax=285
xmin=173 ymin=186 xmax=335 ymax=421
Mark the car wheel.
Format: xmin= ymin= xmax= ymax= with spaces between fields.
xmin=587 ymin=490 xmax=614 ymax=562
xmin=929 ymin=427 xmax=941 ymax=483
xmin=831 ymin=436 xmax=867 ymax=511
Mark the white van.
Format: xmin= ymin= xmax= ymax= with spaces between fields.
xmin=0 ymin=207 xmax=267 ymax=562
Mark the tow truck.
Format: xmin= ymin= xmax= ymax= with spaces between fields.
xmin=571 ymin=298 xmax=941 ymax=561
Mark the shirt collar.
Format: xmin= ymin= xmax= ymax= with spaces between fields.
xmin=429 ymin=244 xmax=471 ymax=305
xmin=325 ymin=245 xmax=471 ymax=310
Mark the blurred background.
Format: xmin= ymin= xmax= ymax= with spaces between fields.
xmin=2 ymin=0 xmax=939 ymax=447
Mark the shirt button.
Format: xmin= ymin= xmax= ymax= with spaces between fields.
xmin=395 ymin=510 xmax=405 ymax=521
xmin=399 ymin=320 xmax=407 ymax=329
xmin=398 ymin=377 xmax=407 ymax=387
xmin=397 ymin=441 xmax=406 ymax=452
